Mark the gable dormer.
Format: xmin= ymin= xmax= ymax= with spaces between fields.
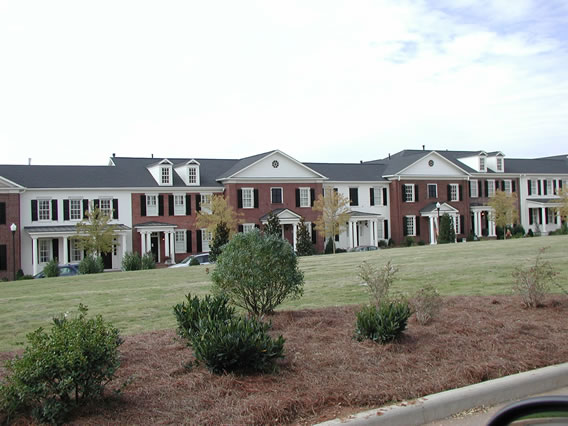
xmin=174 ymin=159 xmax=200 ymax=186
xmin=457 ymin=151 xmax=488 ymax=173
xmin=147 ymin=159 xmax=173 ymax=186
xmin=486 ymin=152 xmax=505 ymax=173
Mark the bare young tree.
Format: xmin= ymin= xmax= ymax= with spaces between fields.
xmin=488 ymin=190 xmax=519 ymax=240
xmin=312 ymin=188 xmax=351 ymax=253
xmin=196 ymin=195 xmax=243 ymax=238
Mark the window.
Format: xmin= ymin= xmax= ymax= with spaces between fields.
xmin=470 ymin=180 xmax=478 ymax=198
xmin=546 ymin=179 xmax=553 ymax=196
xmin=299 ymin=188 xmax=310 ymax=207
xmin=405 ymin=216 xmax=415 ymax=236
xmin=174 ymin=195 xmax=185 ymax=216
xmin=547 ymin=209 xmax=554 ymax=224
xmin=0 ymin=245 xmax=6 ymax=271
xmin=427 ymin=184 xmax=437 ymax=198
xmin=271 ymin=188 xmax=283 ymax=204
xmin=530 ymin=180 xmax=538 ymax=195
xmin=70 ymin=240 xmax=82 ymax=262
xmin=39 ymin=239 xmax=50 ymax=263
xmin=188 ymin=167 xmax=197 ymax=184
xmin=146 ymin=195 xmax=158 ymax=216
xmin=503 ymin=180 xmax=512 ymax=194
xmin=38 ymin=200 xmax=51 ymax=221
xmin=496 ymin=157 xmax=503 ymax=171
xmin=404 ymin=184 xmax=415 ymax=202
xmin=0 ymin=202 xmax=5 ymax=225
xmin=450 ymin=184 xmax=459 ymax=202
xmin=175 ymin=230 xmax=186 ymax=253
xmin=349 ymin=187 xmax=359 ymax=206
xmin=100 ymin=198 xmax=112 ymax=217
xmin=373 ymin=187 xmax=382 ymax=205
xmin=479 ymin=156 xmax=486 ymax=171
xmin=242 ymin=188 xmax=254 ymax=209
xmin=487 ymin=180 xmax=495 ymax=197
xmin=70 ymin=199 xmax=82 ymax=220
xmin=161 ymin=167 xmax=170 ymax=185
xmin=454 ymin=215 xmax=460 ymax=235
xmin=242 ymin=223 xmax=255 ymax=233
xmin=201 ymin=229 xmax=212 ymax=252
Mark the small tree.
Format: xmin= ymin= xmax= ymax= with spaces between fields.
xmin=295 ymin=218 xmax=314 ymax=256
xmin=555 ymin=187 xmax=568 ymax=223
xmin=488 ymin=190 xmax=519 ymax=240
xmin=263 ymin=212 xmax=282 ymax=238
xmin=209 ymin=222 xmax=230 ymax=262
xmin=73 ymin=203 xmax=117 ymax=256
xmin=196 ymin=195 xmax=243 ymax=238
xmin=211 ymin=229 xmax=304 ymax=316
xmin=313 ymin=188 xmax=351 ymax=254
xmin=437 ymin=214 xmax=456 ymax=244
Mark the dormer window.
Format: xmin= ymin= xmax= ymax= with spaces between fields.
xmin=479 ymin=156 xmax=486 ymax=172
xmin=188 ymin=167 xmax=197 ymax=184
xmin=161 ymin=167 xmax=171 ymax=185
xmin=496 ymin=157 xmax=503 ymax=172
xmin=174 ymin=159 xmax=200 ymax=186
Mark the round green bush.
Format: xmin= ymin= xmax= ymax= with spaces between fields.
xmin=121 ymin=251 xmax=142 ymax=271
xmin=43 ymin=258 xmax=60 ymax=278
xmin=78 ymin=255 xmax=104 ymax=274
xmin=211 ymin=229 xmax=304 ymax=316
xmin=355 ymin=300 xmax=412 ymax=343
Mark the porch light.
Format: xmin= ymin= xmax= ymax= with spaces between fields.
xmin=10 ymin=223 xmax=17 ymax=281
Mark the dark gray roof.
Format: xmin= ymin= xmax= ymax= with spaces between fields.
xmin=537 ymin=154 xmax=568 ymax=160
xmin=216 ymin=151 xmax=274 ymax=180
xmin=134 ymin=221 xmax=179 ymax=227
xmin=526 ymin=198 xmax=562 ymax=204
xmin=259 ymin=208 xmax=297 ymax=221
xmin=350 ymin=210 xmax=382 ymax=217
xmin=505 ymin=158 xmax=568 ymax=174
xmin=305 ymin=162 xmax=388 ymax=181
xmin=24 ymin=224 xmax=130 ymax=233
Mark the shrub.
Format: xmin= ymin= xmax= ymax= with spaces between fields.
xmin=141 ymin=252 xmax=156 ymax=270
xmin=403 ymin=236 xmax=415 ymax=247
xmin=211 ymin=230 xmax=304 ymax=316
xmin=411 ymin=285 xmax=442 ymax=325
xmin=43 ymin=258 xmax=60 ymax=278
xmin=335 ymin=248 xmax=347 ymax=253
xmin=78 ymin=255 xmax=104 ymax=274
xmin=355 ymin=300 xmax=411 ymax=343
xmin=358 ymin=260 xmax=398 ymax=306
xmin=438 ymin=214 xmax=456 ymax=243
xmin=324 ymin=238 xmax=335 ymax=254
xmin=512 ymin=224 xmax=525 ymax=238
xmin=388 ymin=238 xmax=395 ymax=247
xmin=15 ymin=269 xmax=24 ymax=280
xmin=0 ymin=305 xmax=122 ymax=424
xmin=209 ymin=222 xmax=230 ymax=262
xmin=466 ymin=232 xmax=475 ymax=242
xmin=121 ymin=251 xmax=142 ymax=271
xmin=173 ymin=293 xmax=235 ymax=342
xmin=512 ymin=248 xmax=558 ymax=308
xmin=526 ymin=229 xmax=534 ymax=237
xmin=191 ymin=316 xmax=285 ymax=374
xmin=378 ymin=240 xmax=387 ymax=248
xmin=418 ymin=240 xmax=426 ymax=246
xmin=295 ymin=218 xmax=314 ymax=256
xmin=189 ymin=257 xmax=201 ymax=266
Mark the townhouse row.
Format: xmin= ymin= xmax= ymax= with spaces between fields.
xmin=0 ymin=149 xmax=566 ymax=279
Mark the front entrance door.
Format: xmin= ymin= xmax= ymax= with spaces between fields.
xmin=102 ymin=251 xmax=112 ymax=269
xmin=150 ymin=234 xmax=159 ymax=262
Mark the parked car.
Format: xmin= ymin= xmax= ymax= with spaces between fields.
xmin=33 ymin=264 xmax=80 ymax=279
xmin=349 ymin=245 xmax=379 ymax=252
xmin=168 ymin=253 xmax=210 ymax=268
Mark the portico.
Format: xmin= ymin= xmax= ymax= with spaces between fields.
xmin=470 ymin=205 xmax=496 ymax=238
xmin=347 ymin=211 xmax=383 ymax=249
xmin=420 ymin=202 xmax=459 ymax=244
xmin=135 ymin=221 xmax=178 ymax=263
xmin=260 ymin=208 xmax=306 ymax=251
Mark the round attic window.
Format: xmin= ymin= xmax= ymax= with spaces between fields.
xmin=272 ymin=160 xmax=279 ymax=168
xmin=428 ymin=160 xmax=434 ymax=167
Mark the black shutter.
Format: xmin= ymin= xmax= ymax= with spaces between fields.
xmin=460 ymin=215 xmax=465 ymax=235
xmin=527 ymin=180 xmax=532 ymax=195
xmin=529 ymin=209 xmax=533 ymax=225
xmin=113 ymin=199 xmax=119 ymax=219
xmin=51 ymin=200 xmax=58 ymax=221
xmin=414 ymin=184 xmax=418 ymax=202
xmin=63 ymin=200 xmax=70 ymax=221
xmin=416 ymin=218 xmax=420 ymax=236
xmin=384 ymin=219 xmax=389 ymax=239
xmin=349 ymin=188 xmax=358 ymax=206
xmin=560 ymin=180 xmax=563 ymax=189
xmin=0 ymin=203 xmax=5 ymax=225
xmin=237 ymin=190 xmax=243 ymax=209
xmin=311 ymin=223 xmax=316 ymax=244
xmin=459 ymin=185 xmax=463 ymax=201
xmin=195 ymin=194 xmax=201 ymax=212
xmin=544 ymin=208 xmax=548 ymax=224
xmin=52 ymin=239 xmax=59 ymax=262
xmin=500 ymin=181 xmax=505 ymax=191
xmin=403 ymin=217 xmax=408 ymax=236
xmin=185 ymin=194 xmax=191 ymax=215
xmin=310 ymin=189 xmax=315 ymax=206
xmin=196 ymin=230 xmax=202 ymax=252
xmin=335 ymin=233 xmax=339 ymax=242
xmin=512 ymin=181 xmax=516 ymax=193
xmin=468 ymin=181 xmax=471 ymax=197
xmin=543 ymin=181 xmax=548 ymax=195
xmin=295 ymin=189 xmax=300 ymax=207
xmin=538 ymin=208 xmax=543 ymax=224
xmin=538 ymin=180 xmax=542 ymax=195
xmin=370 ymin=188 xmax=375 ymax=206
xmin=140 ymin=195 xmax=146 ymax=216
xmin=553 ymin=180 xmax=557 ymax=194
xmin=238 ymin=225 xmax=243 ymax=233
xmin=0 ymin=245 xmax=6 ymax=271
xmin=484 ymin=181 xmax=488 ymax=197
xmin=447 ymin=184 xmax=451 ymax=201
xmin=402 ymin=185 xmax=406 ymax=202
xmin=168 ymin=195 xmax=174 ymax=216
xmin=186 ymin=230 xmax=192 ymax=253
xmin=254 ymin=189 xmax=259 ymax=208
xmin=383 ymin=188 xmax=388 ymax=206
xmin=83 ymin=199 xmax=89 ymax=218
xmin=94 ymin=199 xmax=100 ymax=209
xmin=158 ymin=195 xmax=164 ymax=216
xmin=478 ymin=180 xmax=482 ymax=197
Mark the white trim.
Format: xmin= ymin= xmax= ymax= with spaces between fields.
xmin=394 ymin=151 xmax=472 ymax=177
xmin=299 ymin=187 xmax=311 ymax=207
xmin=270 ymin=187 xmax=283 ymax=204
xmin=427 ymin=183 xmax=438 ymax=199
xmin=241 ymin=187 xmax=254 ymax=209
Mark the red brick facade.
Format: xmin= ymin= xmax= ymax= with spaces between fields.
xmin=0 ymin=193 xmax=21 ymax=280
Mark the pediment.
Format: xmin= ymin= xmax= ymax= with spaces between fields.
xmin=231 ymin=151 xmax=326 ymax=180
xmin=400 ymin=152 xmax=469 ymax=177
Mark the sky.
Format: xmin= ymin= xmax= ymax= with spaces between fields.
xmin=1 ymin=0 xmax=567 ymax=166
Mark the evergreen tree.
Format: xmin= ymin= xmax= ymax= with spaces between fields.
xmin=296 ymin=218 xmax=314 ymax=256
xmin=263 ymin=211 xmax=282 ymax=238
xmin=437 ymin=214 xmax=456 ymax=244
xmin=209 ymin=222 xmax=230 ymax=262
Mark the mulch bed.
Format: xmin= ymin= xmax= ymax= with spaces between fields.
xmin=1 ymin=295 xmax=568 ymax=425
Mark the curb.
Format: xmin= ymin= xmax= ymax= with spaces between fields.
xmin=318 ymin=363 xmax=568 ymax=425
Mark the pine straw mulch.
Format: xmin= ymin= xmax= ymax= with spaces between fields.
xmin=1 ymin=295 xmax=568 ymax=425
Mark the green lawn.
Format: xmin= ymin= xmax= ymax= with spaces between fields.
xmin=0 ymin=236 xmax=566 ymax=352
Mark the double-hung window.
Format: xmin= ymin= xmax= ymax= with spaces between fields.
xmin=38 ymin=200 xmax=51 ymax=221
xmin=39 ymin=240 xmax=50 ymax=263
xmin=404 ymin=184 xmax=415 ymax=202
xmin=405 ymin=216 xmax=415 ymax=236
xmin=454 ymin=215 xmax=460 ymax=235
xmin=449 ymin=184 xmax=459 ymax=202
xmin=470 ymin=180 xmax=478 ymax=198
xmin=70 ymin=239 xmax=82 ymax=262
xmin=373 ymin=187 xmax=382 ymax=205
xmin=201 ymin=229 xmax=212 ymax=251
xmin=242 ymin=223 xmax=255 ymax=233
xmin=531 ymin=180 xmax=538 ymax=195
xmin=503 ymin=180 xmax=512 ymax=194
xmin=546 ymin=179 xmax=553 ymax=196
xmin=175 ymin=230 xmax=186 ymax=253
xmin=100 ymin=198 xmax=112 ymax=217
xmin=487 ymin=180 xmax=495 ymax=197
xmin=174 ymin=195 xmax=185 ymax=215
xmin=242 ymin=188 xmax=254 ymax=208
xmin=161 ymin=167 xmax=170 ymax=185
xmin=70 ymin=199 xmax=82 ymax=220
xmin=271 ymin=188 xmax=282 ymax=204
xmin=188 ymin=167 xmax=197 ymax=184
xmin=496 ymin=157 xmax=503 ymax=171
xmin=299 ymin=188 xmax=310 ymax=207
xmin=479 ymin=157 xmax=486 ymax=171
xmin=427 ymin=184 xmax=437 ymax=199
xmin=146 ymin=195 xmax=158 ymax=216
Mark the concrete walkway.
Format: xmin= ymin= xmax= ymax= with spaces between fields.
xmin=318 ymin=363 xmax=568 ymax=426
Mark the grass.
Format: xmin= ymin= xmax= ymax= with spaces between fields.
xmin=0 ymin=236 xmax=566 ymax=352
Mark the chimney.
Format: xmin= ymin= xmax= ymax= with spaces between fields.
xmin=388 ymin=153 xmax=391 ymax=160
xmin=28 ymin=158 xmax=31 ymax=165
xmin=151 ymin=154 xmax=154 ymax=158
xmin=422 ymin=145 xmax=425 ymax=150
xmin=360 ymin=160 xmax=363 ymax=164
xmin=112 ymin=153 xmax=116 ymax=157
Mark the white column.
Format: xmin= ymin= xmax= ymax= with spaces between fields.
xmin=292 ymin=223 xmax=297 ymax=252
xmin=32 ymin=237 xmax=39 ymax=275
xmin=121 ymin=233 xmax=127 ymax=258
xmin=164 ymin=232 xmax=170 ymax=258
xmin=475 ymin=211 xmax=481 ymax=237
xmin=63 ymin=236 xmax=69 ymax=264
xmin=141 ymin=231 xmax=146 ymax=254
xmin=170 ymin=231 xmax=175 ymax=260
xmin=146 ymin=232 xmax=152 ymax=254
xmin=557 ymin=210 xmax=562 ymax=226
xmin=348 ymin=221 xmax=354 ymax=249
xmin=429 ymin=216 xmax=436 ymax=244
xmin=372 ymin=220 xmax=377 ymax=246
xmin=541 ymin=207 xmax=547 ymax=234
